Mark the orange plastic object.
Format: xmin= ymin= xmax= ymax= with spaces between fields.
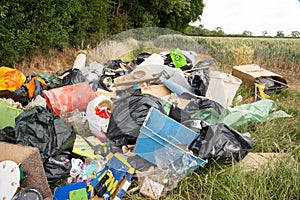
xmin=43 ymin=81 xmax=95 ymax=117
xmin=26 ymin=77 xmax=48 ymax=99
xmin=0 ymin=66 xmax=26 ymax=91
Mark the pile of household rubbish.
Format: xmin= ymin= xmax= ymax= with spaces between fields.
xmin=0 ymin=49 xmax=291 ymax=200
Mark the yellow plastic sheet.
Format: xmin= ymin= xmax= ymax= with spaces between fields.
xmin=0 ymin=66 xmax=26 ymax=91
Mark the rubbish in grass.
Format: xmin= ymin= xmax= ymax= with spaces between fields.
xmin=0 ymin=47 xmax=292 ymax=200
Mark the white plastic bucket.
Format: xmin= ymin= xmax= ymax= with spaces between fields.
xmin=73 ymin=53 xmax=86 ymax=70
xmin=205 ymin=71 xmax=242 ymax=108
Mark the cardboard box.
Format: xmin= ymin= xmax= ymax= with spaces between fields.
xmin=232 ymin=64 xmax=287 ymax=87
xmin=0 ymin=142 xmax=52 ymax=199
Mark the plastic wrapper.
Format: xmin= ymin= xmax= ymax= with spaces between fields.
xmin=185 ymin=120 xmax=253 ymax=162
xmin=90 ymin=153 xmax=134 ymax=200
xmin=168 ymin=104 xmax=191 ymax=123
xmin=86 ymin=96 xmax=113 ymax=137
xmin=43 ymin=81 xmax=95 ymax=117
xmin=153 ymin=147 xmax=198 ymax=190
xmin=61 ymin=109 xmax=91 ymax=137
xmin=127 ymin=155 xmax=153 ymax=171
xmin=187 ymin=69 xmax=209 ymax=96
xmin=136 ymin=52 xmax=151 ymax=64
xmin=106 ymin=94 xmax=165 ymax=147
xmin=14 ymin=106 xmax=76 ymax=162
xmin=0 ymin=66 xmax=26 ymax=91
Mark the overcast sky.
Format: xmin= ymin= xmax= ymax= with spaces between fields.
xmin=196 ymin=0 xmax=300 ymax=36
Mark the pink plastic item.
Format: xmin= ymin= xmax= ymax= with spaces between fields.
xmin=43 ymin=81 xmax=95 ymax=117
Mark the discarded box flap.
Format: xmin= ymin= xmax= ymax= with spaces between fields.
xmin=232 ymin=64 xmax=287 ymax=86
xmin=0 ymin=142 xmax=52 ymax=199
xmin=141 ymin=85 xmax=171 ymax=98
xmin=237 ymin=152 xmax=286 ymax=171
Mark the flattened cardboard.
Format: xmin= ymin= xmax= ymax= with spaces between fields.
xmin=237 ymin=152 xmax=285 ymax=171
xmin=141 ymin=85 xmax=171 ymax=98
xmin=0 ymin=142 xmax=52 ymax=199
xmin=232 ymin=64 xmax=287 ymax=86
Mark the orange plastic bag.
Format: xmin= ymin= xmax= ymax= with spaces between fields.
xmin=43 ymin=81 xmax=95 ymax=117
xmin=0 ymin=66 xmax=26 ymax=91
xmin=26 ymin=77 xmax=48 ymax=99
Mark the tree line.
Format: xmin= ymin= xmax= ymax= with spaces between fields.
xmin=184 ymin=25 xmax=300 ymax=38
xmin=0 ymin=0 xmax=204 ymax=66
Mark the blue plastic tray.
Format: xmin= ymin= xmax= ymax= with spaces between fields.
xmin=133 ymin=107 xmax=208 ymax=168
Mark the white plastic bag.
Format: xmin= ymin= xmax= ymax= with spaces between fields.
xmin=86 ymin=96 xmax=113 ymax=137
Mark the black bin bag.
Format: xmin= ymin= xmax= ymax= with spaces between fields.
xmin=184 ymin=120 xmax=252 ymax=162
xmin=14 ymin=106 xmax=76 ymax=162
xmin=106 ymin=94 xmax=166 ymax=147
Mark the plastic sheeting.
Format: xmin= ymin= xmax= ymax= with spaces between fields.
xmin=14 ymin=106 xmax=76 ymax=162
xmin=0 ymin=66 xmax=26 ymax=91
xmin=0 ymin=98 xmax=23 ymax=129
xmin=221 ymin=99 xmax=292 ymax=129
xmin=187 ymin=99 xmax=291 ymax=129
xmin=43 ymin=81 xmax=95 ymax=117
xmin=106 ymin=94 xmax=166 ymax=147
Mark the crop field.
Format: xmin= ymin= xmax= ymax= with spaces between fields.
xmin=193 ymin=36 xmax=300 ymax=89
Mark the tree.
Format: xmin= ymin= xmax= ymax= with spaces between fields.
xmin=214 ymin=27 xmax=225 ymax=35
xmin=242 ymin=31 xmax=253 ymax=36
xmin=114 ymin=0 xmax=205 ymax=32
xmin=276 ymin=31 xmax=285 ymax=37
xmin=262 ymin=31 xmax=268 ymax=36
xmin=291 ymin=31 xmax=300 ymax=38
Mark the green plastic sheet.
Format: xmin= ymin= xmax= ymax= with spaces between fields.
xmin=0 ymin=98 xmax=23 ymax=129
xmin=190 ymin=99 xmax=291 ymax=129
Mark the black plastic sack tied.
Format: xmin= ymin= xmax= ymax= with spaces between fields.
xmin=62 ymin=68 xmax=87 ymax=86
xmin=184 ymin=120 xmax=252 ymax=162
xmin=14 ymin=106 xmax=76 ymax=162
xmin=106 ymin=94 xmax=166 ymax=147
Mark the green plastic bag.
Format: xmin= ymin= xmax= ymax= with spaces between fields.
xmin=221 ymin=99 xmax=292 ymax=129
xmin=170 ymin=49 xmax=187 ymax=68
xmin=0 ymin=98 xmax=23 ymax=129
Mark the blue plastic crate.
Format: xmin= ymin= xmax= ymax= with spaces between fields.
xmin=133 ymin=107 xmax=208 ymax=168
